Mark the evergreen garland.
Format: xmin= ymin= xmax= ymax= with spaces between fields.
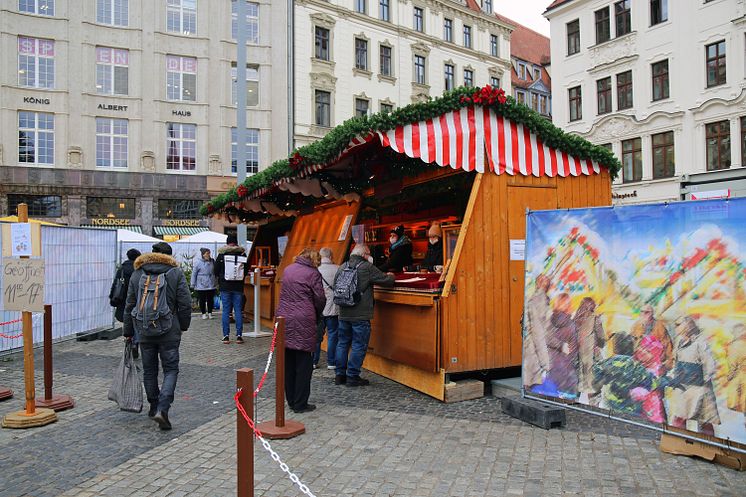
xmin=202 ymin=85 xmax=620 ymax=216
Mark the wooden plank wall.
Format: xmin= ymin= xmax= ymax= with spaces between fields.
xmin=441 ymin=169 xmax=611 ymax=373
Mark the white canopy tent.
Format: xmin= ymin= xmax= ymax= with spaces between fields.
xmin=117 ymin=229 xmax=160 ymax=243
xmin=178 ymin=230 xmax=228 ymax=244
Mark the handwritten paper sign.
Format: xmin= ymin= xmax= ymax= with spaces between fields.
xmin=2 ymin=258 xmax=45 ymax=312
xmin=11 ymin=223 xmax=32 ymax=257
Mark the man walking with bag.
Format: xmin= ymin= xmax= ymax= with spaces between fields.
xmin=334 ymin=244 xmax=394 ymax=386
xmin=214 ymin=234 xmax=248 ymax=344
xmin=123 ymin=242 xmax=192 ymax=430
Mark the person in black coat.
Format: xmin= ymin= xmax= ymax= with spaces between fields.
xmin=110 ymin=248 xmax=141 ymax=323
xmin=379 ymin=225 xmax=413 ymax=273
xmin=422 ymin=223 xmax=443 ymax=271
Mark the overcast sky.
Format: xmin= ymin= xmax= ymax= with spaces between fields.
xmin=494 ymin=1 xmax=551 ymax=36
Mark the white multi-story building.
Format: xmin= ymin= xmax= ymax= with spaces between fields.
xmin=293 ymin=0 xmax=512 ymax=146
xmin=545 ymin=0 xmax=746 ymax=204
xmin=0 ymin=0 xmax=289 ymax=237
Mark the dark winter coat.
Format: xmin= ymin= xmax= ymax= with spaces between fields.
xmin=123 ymin=253 xmax=192 ymax=344
xmin=337 ymin=255 xmax=395 ymax=322
xmin=110 ymin=259 xmax=135 ymax=323
xmin=214 ymin=245 xmax=248 ymax=293
xmin=422 ymin=239 xmax=443 ymax=271
xmin=379 ymin=240 xmax=413 ymax=272
xmin=276 ymin=257 xmax=326 ymax=352
xmin=547 ymin=310 xmax=579 ymax=394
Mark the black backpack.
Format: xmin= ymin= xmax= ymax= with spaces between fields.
xmin=333 ymin=260 xmax=363 ymax=307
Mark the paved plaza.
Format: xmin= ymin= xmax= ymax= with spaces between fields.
xmin=0 ymin=317 xmax=744 ymax=497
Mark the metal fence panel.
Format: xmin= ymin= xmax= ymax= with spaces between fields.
xmin=1 ymin=226 xmax=116 ymax=352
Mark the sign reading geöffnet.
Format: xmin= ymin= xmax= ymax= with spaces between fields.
xmin=2 ymin=258 xmax=45 ymax=312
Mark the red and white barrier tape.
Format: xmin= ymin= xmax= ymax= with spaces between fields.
xmin=0 ymin=318 xmax=24 ymax=339
xmin=234 ymin=321 xmax=317 ymax=497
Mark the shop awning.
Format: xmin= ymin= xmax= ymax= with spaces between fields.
xmin=153 ymin=226 xmax=209 ymax=236
xmin=80 ymin=224 xmax=143 ymax=233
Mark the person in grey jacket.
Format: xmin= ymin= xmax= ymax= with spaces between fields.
xmin=123 ymin=242 xmax=192 ymax=430
xmin=334 ymin=244 xmax=395 ymax=387
xmin=191 ymin=248 xmax=218 ymax=320
xmin=313 ymin=247 xmax=340 ymax=369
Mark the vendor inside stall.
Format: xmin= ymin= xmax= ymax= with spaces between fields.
xmin=379 ymin=224 xmax=413 ymax=272
xmin=421 ymin=223 xmax=443 ymax=272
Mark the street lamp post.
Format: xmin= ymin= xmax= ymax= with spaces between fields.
xmin=235 ymin=0 xmax=248 ymax=248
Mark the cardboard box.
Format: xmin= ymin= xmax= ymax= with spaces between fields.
xmin=660 ymin=433 xmax=746 ymax=471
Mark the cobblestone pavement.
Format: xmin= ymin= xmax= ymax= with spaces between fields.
xmin=1 ymin=316 xmax=743 ymax=497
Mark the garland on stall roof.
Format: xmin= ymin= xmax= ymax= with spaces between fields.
xmin=201 ymin=85 xmax=621 ymax=216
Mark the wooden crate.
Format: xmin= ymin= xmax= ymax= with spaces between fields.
xmin=444 ymin=379 xmax=484 ymax=403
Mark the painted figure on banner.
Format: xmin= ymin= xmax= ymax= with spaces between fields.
xmin=523 ymin=198 xmax=746 ymax=444
xmin=573 ymin=297 xmax=605 ymax=406
xmin=631 ymin=304 xmax=674 ymax=374
xmin=547 ymin=293 xmax=578 ymax=400
xmin=523 ymin=274 xmax=552 ymax=391
xmin=668 ymin=316 xmax=721 ymax=436
xmin=726 ymin=324 xmax=746 ymax=430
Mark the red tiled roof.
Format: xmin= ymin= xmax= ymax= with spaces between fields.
xmin=495 ymin=15 xmax=551 ymax=93
xmin=464 ymin=0 xmax=483 ymax=14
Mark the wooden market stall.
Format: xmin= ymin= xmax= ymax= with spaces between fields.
xmin=205 ymin=86 xmax=617 ymax=400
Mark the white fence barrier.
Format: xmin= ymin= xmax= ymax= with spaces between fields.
xmin=1 ymin=226 xmax=117 ymax=353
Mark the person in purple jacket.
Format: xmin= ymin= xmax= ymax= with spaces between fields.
xmin=275 ymin=247 xmax=326 ymax=413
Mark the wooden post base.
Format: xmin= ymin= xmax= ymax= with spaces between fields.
xmin=256 ymin=419 xmax=305 ymax=439
xmin=36 ymin=394 xmax=75 ymax=411
xmin=2 ymin=408 xmax=57 ymax=429
xmin=0 ymin=388 xmax=13 ymax=401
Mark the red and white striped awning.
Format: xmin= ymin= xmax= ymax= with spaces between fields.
xmin=378 ymin=105 xmax=601 ymax=177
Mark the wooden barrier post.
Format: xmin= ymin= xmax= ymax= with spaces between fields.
xmin=2 ymin=203 xmax=57 ymax=428
xmin=256 ymin=317 xmax=305 ymax=439
xmin=236 ymin=368 xmax=254 ymax=497
xmin=35 ymin=304 xmax=74 ymax=411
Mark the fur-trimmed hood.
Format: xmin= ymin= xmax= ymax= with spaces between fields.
xmin=218 ymin=244 xmax=246 ymax=255
xmin=134 ymin=252 xmax=178 ymax=271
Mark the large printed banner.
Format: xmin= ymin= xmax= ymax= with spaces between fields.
xmin=524 ymin=199 xmax=746 ymax=445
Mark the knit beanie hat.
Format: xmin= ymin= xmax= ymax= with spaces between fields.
xmin=390 ymin=225 xmax=405 ymax=238
xmin=126 ymin=248 xmax=141 ymax=261
xmin=152 ymin=241 xmax=173 ymax=255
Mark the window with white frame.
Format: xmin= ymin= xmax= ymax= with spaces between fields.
xmin=490 ymin=76 xmax=500 ymax=88
xmin=18 ymin=36 xmax=54 ymax=89
xmin=315 ymin=27 xmax=330 ymax=61
xmin=18 ymin=111 xmax=54 ymax=165
xmin=166 ymin=55 xmax=196 ymax=101
xmin=355 ymin=0 xmax=366 ymax=14
xmin=463 ymin=25 xmax=472 ymax=48
xmin=315 ymin=90 xmax=331 ymax=127
xmin=96 ymin=118 xmax=128 ymax=168
xmin=444 ymin=18 xmax=453 ymax=42
xmin=96 ymin=47 xmax=128 ymax=95
xmin=355 ymin=38 xmax=368 ymax=71
xmin=19 ymin=0 xmax=54 ymax=15
xmin=463 ymin=69 xmax=474 ymax=87
xmin=379 ymin=0 xmax=390 ymax=22
xmin=414 ymin=55 xmax=426 ymax=84
xmin=231 ymin=63 xmax=259 ymax=106
xmin=231 ymin=127 xmax=259 ymax=174
xmin=444 ymin=64 xmax=454 ymax=91
xmin=490 ymin=34 xmax=499 ymax=57
xmin=231 ymin=1 xmax=259 ymax=43
xmin=380 ymin=45 xmax=392 ymax=77
xmin=166 ymin=123 xmax=196 ymax=171
xmin=355 ymin=98 xmax=369 ymax=117
xmin=380 ymin=102 xmax=393 ymax=113
xmin=97 ymin=0 xmax=128 ymax=26
xmin=413 ymin=6 xmax=423 ymax=32
xmin=167 ymin=0 xmax=196 ymax=35
xmin=483 ymin=0 xmax=493 ymax=14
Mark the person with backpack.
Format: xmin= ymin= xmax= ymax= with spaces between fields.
xmin=214 ymin=234 xmax=248 ymax=344
xmin=333 ymin=244 xmax=395 ymax=387
xmin=275 ymin=248 xmax=326 ymax=413
xmin=191 ymin=248 xmax=218 ymax=320
xmin=110 ymin=248 xmax=141 ymax=323
xmin=123 ymin=242 xmax=192 ymax=430
xmin=313 ymin=247 xmax=339 ymax=370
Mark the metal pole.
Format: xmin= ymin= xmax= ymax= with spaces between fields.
xmin=236 ymin=0 xmax=248 ymax=248
xmin=236 ymin=368 xmax=254 ymax=497
xmin=43 ymin=304 xmax=52 ymax=401
xmin=253 ymin=268 xmax=260 ymax=335
xmin=287 ymin=0 xmax=294 ymax=154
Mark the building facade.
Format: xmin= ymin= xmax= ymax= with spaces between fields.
xmin=545 ymin=0 xmax=746 ymax=204
xmin=293 ymin=0 xmax=513 ymax=146
xmin=499 ymin=15 xmax=552 ymax=119
xmin=0 ymin=0 xmax=289 ymax=237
